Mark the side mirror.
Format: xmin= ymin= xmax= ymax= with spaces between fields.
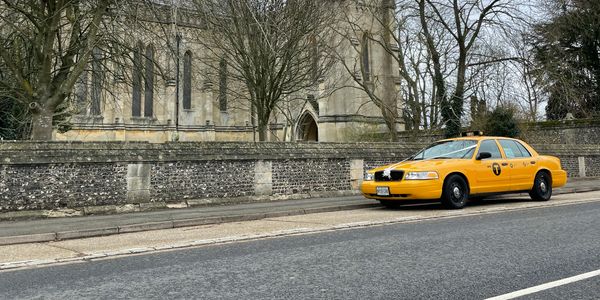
xmin=477 ymin=152 xmax=492 ymax=160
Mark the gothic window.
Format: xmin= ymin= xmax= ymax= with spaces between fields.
xmin=132 ymin=43 xmax=143 ymax=117
xmin=219 ymin=58 xmax=228 ymax=112
xmin=91 ymin=47 xmax=103 ymax=115
xmin=144 ymin=45 xmax=155 ymax=117
xmin=183 ymin=50 xmax=192 ymax=110
xmin=310 ymin=35 xmax=319 ymax=82
xmin=361 ymin=32 xmax=371 ymax=82
xmin=75 ymin=71 xmax=88 ymax=113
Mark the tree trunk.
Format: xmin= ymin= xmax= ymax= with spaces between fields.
xmin=258 ymin=124 xmax=268 ymax=141
xmin=382 ymin=107 xmax=398 ymax=142
xmin=380 ymin=0 xmax=399 ymax=142
xmin=446 ymin=53 xmax=467 ymax=138
xmin=30 ymin=107 xmax=54 ymax=140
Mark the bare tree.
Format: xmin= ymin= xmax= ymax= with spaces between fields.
xmin=0 ymin=1 xmax=174 ymax=140
xmin=190 ymin=0 xmax=335 ymax=141
xmin=420 ymin=0 xmax=523 ymax=137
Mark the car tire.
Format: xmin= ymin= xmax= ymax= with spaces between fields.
xmin=441 ymin=174 xmax=469 ymax=209
xmin=379 ymin=200 xmax=401 ymax=208
xmin=529 ymin=171 xmax=552 ymax=201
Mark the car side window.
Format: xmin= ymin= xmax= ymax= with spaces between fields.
xmin=499 ymin=140 xmax=532 ymax=158
xmin=478 ymin=140 xmax=502 ymax=159
xmin=515 ymin=141 xmax=532 ymax=157
xmin=499 ymin=140 xmax=521 ymax=158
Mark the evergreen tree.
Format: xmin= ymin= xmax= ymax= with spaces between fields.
xmin=485 ymin=106 xmax=519 ymax=138
xmin=532 ymin=0 xmax=600 ymax=119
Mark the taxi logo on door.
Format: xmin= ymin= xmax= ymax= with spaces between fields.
xmin=492 ymin=163 xmax=502 ymax=176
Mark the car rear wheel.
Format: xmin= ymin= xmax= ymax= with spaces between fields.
xmin=441 ymin=174 xmax=469 ymax=209
xmin=529 ymin=171 xmax=552 ymax=201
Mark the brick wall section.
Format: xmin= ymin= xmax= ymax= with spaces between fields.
xmin=555 ymin=156 xmax=579 ymax=178
xmin=364 ymin=160 xmax=402 ymax=171
xmin=272 ymin=159 xmax=350 ymax=195
xmin=534 ymin=144 xmax=600 ymax=177
xmin=0 ymin=163 xmax=127 ymax=211
xmin=521 ymin=122 xmax=600 ymax=145
xmin=151 ymin=160 xmax=255 ymax=201
xmin=0 ymin=141 xmax=597 ymax=212
xmin=586 ymin=157 xmax=600 ymax=177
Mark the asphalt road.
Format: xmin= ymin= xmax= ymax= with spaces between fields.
xmin=1 ymin=201 xmax=599 ymax=299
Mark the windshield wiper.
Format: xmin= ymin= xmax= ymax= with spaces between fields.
xmin=432 ymin=156 xmax=453 ymax=159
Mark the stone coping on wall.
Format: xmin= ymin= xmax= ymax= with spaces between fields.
xmin=0 ymin=141 xmax=598 ymax=165
xmin=533 ymin=144 xmax=600 ymax=156
xmin=0 ymin=141 xmax=426 ymax=165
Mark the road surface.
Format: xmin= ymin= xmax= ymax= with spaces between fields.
xmin=1 ymin=199 xmax=598 ymax=299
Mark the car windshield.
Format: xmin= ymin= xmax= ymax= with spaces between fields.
xmin=412 ymin=140 xmax=477 ymax=160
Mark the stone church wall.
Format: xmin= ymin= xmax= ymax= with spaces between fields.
xmin=0 ymin=141 xmax=598 ymax=215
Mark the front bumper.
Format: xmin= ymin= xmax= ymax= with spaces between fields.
xmin=361 ymin=179 xmax=443 ymax=201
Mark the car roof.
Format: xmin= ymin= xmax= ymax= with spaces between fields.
xmin=441 ymin=136 xmax=525 ymax=142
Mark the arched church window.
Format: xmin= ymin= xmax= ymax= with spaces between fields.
xmin=132 ymin=42 xmax=143 ymax=117
xmin=75 ymin=71 xmax=88 ymax=113
xmin=219 ymin=58 xmax=228 ymax=112
xmin=91 ymin=47 xmax=103 ymax=116
xmin=183 ymin=51 xmax=192 ymax=110
xmin=310 ymin=35 xmax=319 ymax=82
xmin=144 ymin=45 xmax=155 ymax=117
xmin=361 ymin=32 xmax=371 ymax=82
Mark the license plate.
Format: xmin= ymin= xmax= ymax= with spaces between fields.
xmin=376 ymin=186 xmax=390 ymax=196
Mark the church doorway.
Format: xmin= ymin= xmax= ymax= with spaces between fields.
xmin=297 ymin=112 xmax=318 ymax=141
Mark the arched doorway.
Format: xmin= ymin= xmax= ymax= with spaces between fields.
xmin=297 ymin=112 xmax=318 ymax=141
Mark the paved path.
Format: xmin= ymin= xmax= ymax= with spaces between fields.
xmin=1 ymin=199 xmax=598 ymax=299
xmin=0 ymin=177 xmax=598 ymax=246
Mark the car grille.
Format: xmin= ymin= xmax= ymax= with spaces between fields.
xmin=374 ymin=170 xmax=404 ymax=182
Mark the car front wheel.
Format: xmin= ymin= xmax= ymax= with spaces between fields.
xmin=529 ymin=171 xmax=552 ymax=201
xmin=441 ymin=174 xmax=469 ymax=209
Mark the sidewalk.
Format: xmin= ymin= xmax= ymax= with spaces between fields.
xmin=0 ymin=177 xmax=598 ymax=246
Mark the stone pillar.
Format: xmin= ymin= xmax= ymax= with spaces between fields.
xmin=578 ymin=156 xmax=586 ymax=178
xmin=127 ymin=163 xmax=151 ymax=203
xmin=350 ymin=159 xmax=364 ymax=190
xmin=254 ymin=160 xmax=273 ymax=196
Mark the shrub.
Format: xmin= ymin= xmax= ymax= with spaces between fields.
xmin=485 ymin=106 xmax=520 ymax=137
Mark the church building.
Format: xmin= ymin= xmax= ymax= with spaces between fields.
xmin=55 ymin=0 xmax=404 ymax=143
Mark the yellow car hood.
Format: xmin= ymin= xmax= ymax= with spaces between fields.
xmin=369 ymin=159 xmax=462 ymax=173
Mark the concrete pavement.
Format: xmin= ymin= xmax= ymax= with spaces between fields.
xmin=1 ymin=188 xmax=600 ymax=272
xmin=0 ymin=177 xmax=598 ymax=246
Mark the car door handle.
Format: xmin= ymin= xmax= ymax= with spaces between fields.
xmin=501 ymin=162 xmax=508 ymax=166
xmin=531 ymin=161 xmax=536 ymax=165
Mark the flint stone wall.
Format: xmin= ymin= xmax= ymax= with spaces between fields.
xmin=0 ymin=142 xmax=421 ymax=212
xmin=0 ymin=141 xmax=598 ymax=213
xmin=395 ymin=119 xmax=600 ymax=145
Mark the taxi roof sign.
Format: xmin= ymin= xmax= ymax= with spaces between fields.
xmin=461 ymin=131 xmax=484 ymax=137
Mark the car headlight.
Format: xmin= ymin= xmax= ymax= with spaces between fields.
xmin=364 ymin=173 xmax=374 ymax=181
xmin=404 ymin=171 xmax=439 ymax=180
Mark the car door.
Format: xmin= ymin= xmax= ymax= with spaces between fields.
xmin=470 ymin=139 xmax=511 ymax=194
xmin=498 ymin=139 xmax=537 ymax=191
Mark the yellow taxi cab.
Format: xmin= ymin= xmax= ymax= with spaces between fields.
xmin=361 ymin=132 xmax=568 ymax=209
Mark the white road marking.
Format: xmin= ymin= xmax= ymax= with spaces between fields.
xmin=486 ymin=269 xmax=600 ymax=300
